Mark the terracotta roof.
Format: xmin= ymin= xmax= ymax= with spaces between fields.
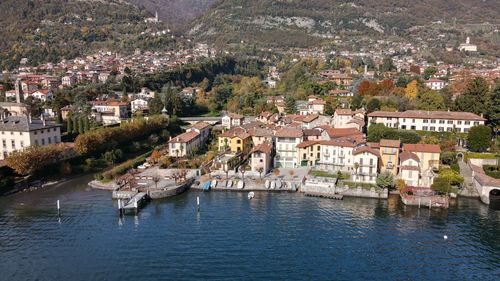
xmin=426 ymin=78 xmax=445 ymax=83
xmin=353 ymin=146 xmax=380 ymax=157
xmin=302 ymin=114 xmax=319 ymax=123
xmin=251 ymin=142 xmax=272 ymax=154
xmin=191 ymin=121 xmax=210 ymax=130
xmin=303 ymin=129 xmax=322 ymax=136
xmin=380 ymin=139 xmax=400 ymax=148
xmin=399 ymin=151 xmax=420 ymax=163
xmin=220 ymin=127 xmax=251 ymax=139
xmin=275 ymin=128 xmax=303 ymax=138
xmin=335 ymin=109 xmax=354 ymax=115
xmin=325 ymin=127 xmax=363 ymax=139
xmin=310 ymin=99 xmax=326 ymax=105
xmin=169 ymin=131 xmax=199 ymax=143
xmin=403 ymin=144 xmax=441 ymax=154
xmin=367 ymin=142 xmax=380 ymax=149
xmin=318 ymin=137 xmax=362 ymax=148
xmin=368 ymin=110 xmax=485 ymax=121
xmin=296 ymin=140 xmax=320 ymax=148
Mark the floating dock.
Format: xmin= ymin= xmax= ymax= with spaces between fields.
xmin=120 ymin=192 xmax=149 ymax=214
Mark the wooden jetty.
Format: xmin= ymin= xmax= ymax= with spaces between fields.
xmin=120 ymin=192 xmax=149 ymax=215
xmin=305 ymin=192 xmax=343 ymax=200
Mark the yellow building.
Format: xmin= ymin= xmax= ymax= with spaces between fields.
xmin=296 ymin=141 xmax=321 ymax=167
xmin=379 ymin=139 xmax=400 ymax=176
xmin=402 ymin=144 xmax=441 ymax=172
xmin=218 ymin=127 xmax=252 ymax=154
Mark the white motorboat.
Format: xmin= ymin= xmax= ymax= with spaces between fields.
xmin=270 ymin=181 xmax=276 ymax=189
xmin=237 ymin=180 xmax=245 ymax=189
xmin=211 ymin=179 xmax=217 ymax=188
xmin=276 ymin=180 xmax=282 ymax=189
xmin=265 ymin=180 xmax=270 ymax=189
xmin=248 ymin=192 xmax=255 ymax=199
xmin=226 ymin=180 xmax=233 ymax=188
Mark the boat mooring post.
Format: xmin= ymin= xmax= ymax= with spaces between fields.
xmin=197 ymin=196 xmax=200 ymax=212
xmin=57 ymin=200 xmax=60 ymax=216
xmin=118 ymin=199 xmax=122 ymax=216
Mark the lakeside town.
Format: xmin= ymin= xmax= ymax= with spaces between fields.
xmin=1 ymin=35 xmax=499 ymax=211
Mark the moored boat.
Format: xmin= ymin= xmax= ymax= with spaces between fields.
xmin=270 ymin=181 xmax=276 ymax=189
xmin=211 ymin=179 xmax=217 ymax=188
xmin=248 ymin=192 xmax=255 ymax=199
xmin=237 ymin=180 xmax=244 ymax=189
xmin=265 ymin=180 xmax=270 ymax=189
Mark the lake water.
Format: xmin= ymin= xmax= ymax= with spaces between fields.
xmin=0 ymin=175 xmax=499 ymax=281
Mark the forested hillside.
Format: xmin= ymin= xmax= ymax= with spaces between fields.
xmin=0 ymin=0 xmax=179 ymax=70
xmin=188 ymin=0 xmax=500 ymax=47
xmin=127 ymin=0 xmax=217 ymax=29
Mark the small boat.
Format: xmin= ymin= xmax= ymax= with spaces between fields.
xmin=248 ymin=192 xmax=255 ymax=199
xmin=270 ymin=181 xmax=276 ymax=190
xmin=237 ymin=180 xmax=245 ymax=189
xmin=276 ymin=180 xmax=282 ymax=189
xmin=290 ymin=183 xmax=296 ymax=192
xmin=226 ymin=180 xmax=233 ymax=188
xmin=211 ymin=179 xmax=217 ymax=188
xmin=265 ymin=180 xmax=270 ymax=189
xmin=202 ymin=181 xmax=211 ymax=191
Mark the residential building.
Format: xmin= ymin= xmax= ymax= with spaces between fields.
xmin=425 ymin=78 xmax=447 ymax=90
xmin=332 ymin=109 xmax=366 ymax=131
xmin=379 ymin=139 xmax=400 ymax=176
xmin=28 ymin=89 xmax=53 ymax=102
xmin=131 ymin=98 xmax=149 ymax=112
xmin=218 ymin=127 xmax=252 ymax=154
xmin=402 ymin=144 xmax=441 ymax=173
xmin=0 ymin=115 xmax=61 ymax=160
xmin=297 ymin=140 xmax=321 ymax=167
xmin=368 ymin=110 xmax=485 ymax=133
xmin=398 ymin=151 xmax=421 ymax=187
xmin=168 ymin=131 xmax=203 ymax=158
xmin=458 ymin=37 xmax=477 ymax=52
xmin=222 ymin=113 xmax=244 ymax=129
xmin=250 ymin=142 xmax=273 ymax=174
xmin=352 ymin=146 xmax=380 ymax=183
xmin=274 ymin=128 xmax=303 ymax=168
xmin=186 ymin=122 xmax=211 ymax=143
xmin=317 ymin=138 xmax=362 ymax=174
xmin=90 ymin=100 xmax=129 ymax=124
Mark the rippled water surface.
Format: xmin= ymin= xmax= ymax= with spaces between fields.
xmin=0 ymin=175 xmax=499 ymax=281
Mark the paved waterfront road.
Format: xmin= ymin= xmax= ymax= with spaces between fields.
xmin=0 ymin=175 xmax=499 ymax=281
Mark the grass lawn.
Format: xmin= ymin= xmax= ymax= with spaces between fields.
xmin=311 ymin=170 xmax=338 ymax=178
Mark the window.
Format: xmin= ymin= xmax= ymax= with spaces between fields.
xmin=402 ymin=118 xmax=406 ymax=122
xmin=447 ymin=120 xmax=453 ymax=124
xmin=19 ymin=132 xmax=23 ymax=135
xmin=237 ymin=140 xmax=241 ymax=144
xmin=423 ymin=119 xmax=429 ymax=123
xmin=35 ymin=140 xmax=39 ymax=146
xmin=447 ymin=128 xmax=452 ymax=132
xmin=474 ymin=122 xmax=479 ymax=126
xmin=457 ymin=121 xmax=462 ymax=125
xmin=431 ymin=120 xmax=436 ymax=123
xmin=412 ymin=119 xmax=415 ymax=123
xmin=34 ymin=131 xmax=38 ymax=135
xmin=439 ymin=127 xmax=444 ymax=132
xmin=401 ymin=125 xmax=407 ymax=129
xmin=411 ymin=126 xmax=416 ymax=130
xmin=42 ymin=139 xmax=45 ymax=145
xmin=10 ymin=131 xmax=13 ymax=135
xmin=41 ymin=130 xmax=44 ymax=134
xmin=430 ymin=127 xmax=435 ymax=131
xmin=48 ymin=137 xmax=51 ymax=144
xmin=11 ymin=140 xmax=15 ymax=149
xmin=465 ymin=121 xmax=470 ymax=125
xmin=439 ymin=120 xmax=445 ymax=124
xmin=20 ymin=141 xmax=24 ymax=148
xmin=423 ymin=126 xmax=428 ymax=131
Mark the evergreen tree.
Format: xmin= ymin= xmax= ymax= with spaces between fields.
xmin=467 ymin=125 xmax=492 ymax=152
xmin=284 ymin=96 xmax=296 ymax=114
xmin=455 ymin=77 xmax=490 ymax=115
xmin=78 ymin=116 xmax=84 ymax=134
xmin=67 ymin=113 xmax=73 ymax=134
xmin=487 ymin=84 xmax=500 ymax=129
xmin=72 ymin=115 xmax=78 ymax=134
xmin=83 ymin=116 xmax=90 ymax=132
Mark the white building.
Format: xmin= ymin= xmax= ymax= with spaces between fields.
xmin=131 ymin=98 xmax=149 ymax=112
xmin=368 ymin=110 xmax=485 ymax=133
xmin=332 ymin=109 xmax=366 ymax=131
xmin=317 ymin=138 xmax=360 ymax=174
xmin=274 ymin=128 xmax=303 ymax=168
xmin=425 ymin=78 xmax=447 ymax=90
xmin=90 ymin=101 xmax=129 ymax=124
xmin=222 ymin=113 xmax=244 ymax=129
xmin=0 ymin=115 xmax=61 ymax=160
xmin=458 ymin=37 xmax=478 ymax=52
xmin=352 ymin=146 xmax=380 ymax=183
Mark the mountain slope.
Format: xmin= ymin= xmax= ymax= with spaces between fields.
xmin=0 ymin=0 xmax=179 ymax=69
xmin=188 ymin=0 xmax=500 ymax=47
xmin=126 ymin=0 xmax=217 ymax=29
